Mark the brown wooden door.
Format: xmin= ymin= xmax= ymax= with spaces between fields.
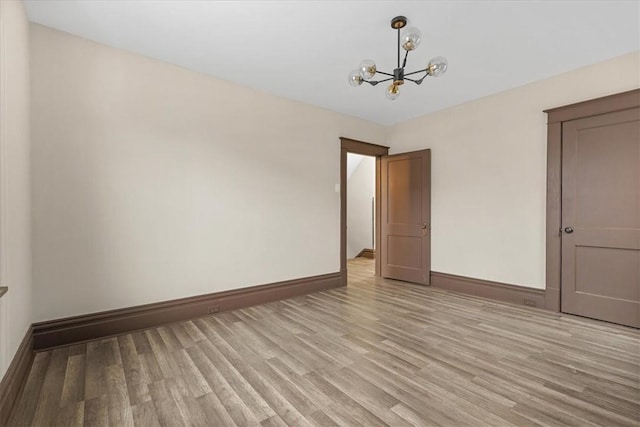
xmin=561 ymin=107 xmax=640 ymax=328
xmin=381 ymin=150 xmax=431 ymax=284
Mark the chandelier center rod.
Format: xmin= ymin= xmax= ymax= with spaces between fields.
xmin=391 ymin=16 xmax=407 ymax=70
xmin=397 ymin=26 xmax=401 ymax=69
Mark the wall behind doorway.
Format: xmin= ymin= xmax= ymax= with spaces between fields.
xmin=346 ymin=154 xmax=375 ymax=259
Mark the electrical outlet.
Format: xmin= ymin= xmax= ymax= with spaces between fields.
xmin=523 ymin=299 xmax=537 ymax=307
xmin=208 ymin=305 xmax=220 ymax=314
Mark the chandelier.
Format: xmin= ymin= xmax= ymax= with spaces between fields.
xmin=348 ymin=16 xmax=448 ymax=100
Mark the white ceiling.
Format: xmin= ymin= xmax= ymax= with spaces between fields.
xmin=24 ymin=1 xmax=640 ymax=125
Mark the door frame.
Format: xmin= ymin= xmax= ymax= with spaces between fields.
xmin=543 ymin=88 xmax=640 ymax=311
xmin=339 ymin=137 xmax=389 ymax=286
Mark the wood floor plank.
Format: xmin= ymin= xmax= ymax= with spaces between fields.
xmin=166 ymin=376 xmax=211 ymax=427
xmin=185 ymin=343 xmax=261 ymax=426
xmin=84 ymin=341 xmax=107 ymax=401
xmin=118 ymin=334 xmax=150 ymax=406
xmin=60 ymin=353 xmax=86 ymax=408
xmin=83 ymin=395 xmax=109 ymax=427
xmin=193 ymin=339 xmax=275 ymax=421
xmin=131 ymin=400 xmax=161 ymax=426
xmin=140 ymin=352 xmax=164 ymax=386
xmin=170 ymin=322 xmax=199 ymax=349
xmin=252 ymin=358 xmax=320 ymax=416
xmin=9 ymin=258 xmax=640 ymax=426
xmin=303 ymin=371 xmax=390 ymax=427
xmin=195 ymin=392 xmax=238 ymax=426
xmin=391 ymin=402 xmax=442 ymax=427
xmin=6 ymin=352 xmax=51 ymax=426
xmin=30 ymin=346 xmax=70 ymax=426
xmin=53 ymin=401 xmax=84 ymax=427
xmin=104 ymin=363 xmax=134 ymax=426
xmin=229 ymin=315 xmax=312 ymax=376
xmin=193 ymin=318 xmax=310 ymax=425
xmin=259 ymin=415 xmax=289 ymax=427
xmin=131 ymin=331 xmax=153 ymax=355
xmin=348 ymin=357 xmax=471 ymax=426
xmin=99 ymin=337 xmax=122 ymax=367
xmin=183 ymin=320 xmax=208 ymax=343
xmin=148 ymin=380 xmax=188 ymax=427
xmin=172 ymin=348 xmax=212 ymax=398
xmin=307 ymin=410 xmax=341 ymax=427
xmin=144 ymin=329 xmax=180 ymax=379
xmin=265 ymin=356 xmax=333 ymax=410
xmin=157 ymin=326 xmax=183 ymax=353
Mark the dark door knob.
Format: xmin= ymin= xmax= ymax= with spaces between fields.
xmin=564 ymin=227 xmax=574 ymax=234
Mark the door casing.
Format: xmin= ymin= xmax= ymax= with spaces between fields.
xmin=544 ymin=89 xmax=640 ymax=312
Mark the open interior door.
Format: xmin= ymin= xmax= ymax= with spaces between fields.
xmin=381 ymin=149 xmax=431 ymax=285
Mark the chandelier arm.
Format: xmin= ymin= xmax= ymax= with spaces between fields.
xmin=404 ymin=69 xmax=428 ymax=77
xmin=402 ymin=50 xmax=409 ymax=69
xmin=405 ymin=77 xmax=425 ymax=85
xmin=375 ymin=70 xmax=395 ymax=77
xmin=364 ymin=77 xmax=394 ymax=86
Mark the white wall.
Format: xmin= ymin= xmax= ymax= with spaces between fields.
xmin=347 ymin=154 xmax=375 ymax=259
xmin=388 ymin=51 xmax=640 ymax=289
xmin=30 ymin=24 xmax=386 ymax=322
xmin=0 ymin=0 xmax=32 ymax=377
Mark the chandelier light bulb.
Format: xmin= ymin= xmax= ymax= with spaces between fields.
xmin=348 ymin=70 xmax=363 ymax=86
xmin=386 ymin=83 xmax=400 ymax=100
xmin=359 ymin=59 xmax=377 ymax=79
xmin=402 ymin=27 xmax=422 ymax=51
xmin=427 ymin=56 xmax=448 ymax=77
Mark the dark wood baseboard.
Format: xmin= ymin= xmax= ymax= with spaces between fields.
xmin=355 ymin=248 xmax=375 ymax=259
xmin=430 ymin=271 xmax=547 ymax=308
xmin=33 ymin=271 xmax=342 ymax=350
xmin=0 ymin=327 xmax=34 ymax=426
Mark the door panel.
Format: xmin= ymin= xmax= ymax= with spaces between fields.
xmin=381 ymin=150 xmax=431 ymax=284
xmin=561 ymin=107 xmax=640 ymax=328
xmin=387 ymin=236 xmax=422 ymax=268
xmin=387 ymin=157 xmax=423 ymax=224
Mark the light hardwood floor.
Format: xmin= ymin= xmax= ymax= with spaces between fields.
xmin=9 ymin=258 xmax=640 ymax=426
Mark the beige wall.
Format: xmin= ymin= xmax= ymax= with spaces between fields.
xmin=388 ymin=51 xmax=639 ymax=289
xmin=30 ymin=24 xmax=386 ymax=322
xmin=0 ymin=0 xmax=32 ymax=377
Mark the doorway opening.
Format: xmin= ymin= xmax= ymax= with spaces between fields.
xmin=346 ymin=153 xmax=376 ymax=278
xmin=346 ymin=153 xmax=376 ymax=260
xmin=339 ymin=138 xmax=389 ymax=286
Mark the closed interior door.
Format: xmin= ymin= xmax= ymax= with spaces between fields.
xmin=381 ymin=149 xmax=431 ymax=284
xmin=561 ymin=107 xmax=640 ymax=327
